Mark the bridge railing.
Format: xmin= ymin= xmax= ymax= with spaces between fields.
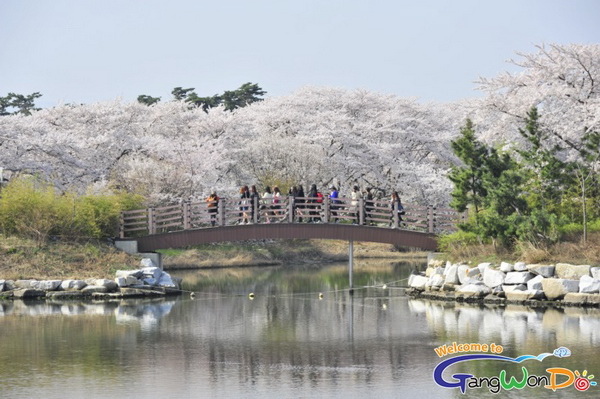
xmin=119 ymin=196 xmax=467 ymax=238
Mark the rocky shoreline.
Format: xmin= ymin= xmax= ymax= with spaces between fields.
xmin=0 ymin=259 xmax=182 ymax=301
xmin=407 ymin=259 xmax=600 ymax=307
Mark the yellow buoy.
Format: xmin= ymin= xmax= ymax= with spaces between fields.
xmin=382 ymin=284 xmax=387 ymax=289
xmin=190 ymin=292 xmax=196 ymax=299
xmin=248 ymin=292 xmax=255 ymax=299
xmin=318 ymin=292 xmax=324 ymax=300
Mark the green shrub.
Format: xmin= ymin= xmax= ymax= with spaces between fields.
xmin=437 ymin=230 xmax=480 ymax=252
xmin=0 ymin=176 xmax=144 ymax=242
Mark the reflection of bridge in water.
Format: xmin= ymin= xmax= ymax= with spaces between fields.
xmin=117 ymin=196 xmax=465 ymax=289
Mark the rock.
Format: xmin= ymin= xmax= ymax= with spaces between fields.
xmin=456 ymin=283 xmax=491 ymax=298
xmin=94 ymin=279 xmax=118 ymax=291
xmin=408 ymin=274 xmax=429 ymax=290
xmin=527 ymin=275 xmax=544 ymax=291
xmin=141 ymin=266 xmax=162 ymax=280
xmin=115 ymin=276 xmax=141 ymax=287
xmin=46 ymin=291 xmax=86 ymax=299
xmin=427 ymin=274 xmax=445 ymax=288
xmin=499 ymin=262 xmax=514 ymax=272
xmin=428 ymin=258 xmax=444 ymax=268
xmin=591 ymin=267 xmax=600 ymax=279
xmin=541 ymin=278 xmax=579 ymax=300
xmin=563 ymin=293 xmax=600 ymax=305
xmin=444 ymin=265 xmax=460 ymax=285
xmin=527 ymin=264 xmax=556 ymax=278
xmin=81 ymin=285 xmax=109 ymax=294
xmin=60 ymin=280 xmax=88 ymax=291
xmin=506 ymin=290 xmax=545 ymax=302
xmin=115 ymin=269 xmax=144 ymax=279
xmin=0 ymin=279 xmax=4 ymax=292
xmin=579 ymin=275 xmax=600 ymax=294
xmin=513 ymin=262 xmax=528 ymax=272
xmin=477 ymin=262 xmax=493 ymax=273
xmin=502 ymin=284 xmax=527 ymax=293
xmin=157 ymin=272 xmax=177 ymax=288
xmin=13 ymin=289 xmax=46 ymax=298
xmin=4 ymin=280 xmax=15 ymax=291
xmin=504 ymin=272 xmax=534 ymax=285
xmin=140 ymin=258 xmax=156 ymax=268
xmin=143 ymin=278 xmax=158 ymax=286
xmin=14 ymin=280 xmax=37 ymax=289
xmin=483 ymin=268 xmax=505 ymax=288
xmin=425 ymin=266 xmax=444 ymax=277
xmin=555 ymin=263 xmax=591 ymax=280
xmin=457 ymin=265 xmax=470 ymax=284
xmin=32 ymin=280 xmax=62 ymax=291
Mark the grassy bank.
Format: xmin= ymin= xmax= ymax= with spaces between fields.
xmin=159 ymin=239 xmax=427 ymax=269
xmin=441 ymin=231 xmax=600 ymax=265
xmin=0 ymin=235 xmax=426 ymax=280
xmin=0 ymin=235 xmax=141 ymax=280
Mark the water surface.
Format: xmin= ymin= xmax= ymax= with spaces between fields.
xmin=1 ymin=261 xmax=599 ymax=398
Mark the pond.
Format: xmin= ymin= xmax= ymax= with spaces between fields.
xmin=1 ymin=260 xmax=599 ymax=398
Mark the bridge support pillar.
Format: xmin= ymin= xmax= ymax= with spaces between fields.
xmin=348 ymin=240 xmax=354 ymax=294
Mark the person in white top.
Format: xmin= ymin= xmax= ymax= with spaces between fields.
xmin=351 ymin=185 xmax=362 ymax=224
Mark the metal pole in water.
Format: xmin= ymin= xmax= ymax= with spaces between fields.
xmin=349 ymin=239 xmax=354 ymax=294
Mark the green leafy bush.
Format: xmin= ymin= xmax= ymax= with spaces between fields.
xmin=0 ymin=176 xmax=144 ymax=243
xmin=437 ymin=230 xmax=481 ymax=252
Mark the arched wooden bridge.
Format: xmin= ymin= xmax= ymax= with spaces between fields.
xmin=118 ymin=195 xmax=464 ymax=252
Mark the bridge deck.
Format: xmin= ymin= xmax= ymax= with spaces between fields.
xmin=126 ymin=223 xmax=438 ymax=252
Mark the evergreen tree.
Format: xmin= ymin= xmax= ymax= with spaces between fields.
xmin=448 ymin=119 xmax=488 ymax=217
xmin=137 ymin=95 xmax=161 ymax=106
xmin=0 ymin=92 xmax=42 ymax=116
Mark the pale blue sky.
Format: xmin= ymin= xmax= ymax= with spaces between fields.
xmin=1 ymin=0 xmax=599 ymax=108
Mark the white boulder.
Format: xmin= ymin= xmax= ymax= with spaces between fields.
xmin=140 ymin=258 xmax=156 ymax=268
xmin=444 ymin=265 xmax=460 ymax=285
xmin=527 ymin=264 xmax=556 ymax=278
xmin=502 ymin=284 xmax=527 ymax=293
xmin=142 ymin=266 xmax=162 ymax=280
xmin=579 ymin=275 xmax=600 ymax=294
xmin=60 ymin=280 xmax=88 ymax=291
xmin=555 ymin=263 xmax=591 ymax=280
xmin=483 ymin=268 xmax=506 ymax=288
xmin=513 ymin=262 xmax=528 ymax=271
xmin=499 ymin=262 xmax=514 ymax=272
xmin=157 ymin=272 xmax=177 ymax=288
xmin=505 ymin=272 xmax=534 ymax=285
xmin=527 ymin=275 xmax=544 ymax=291
xmin=541 ymin=278 xmax=579 ymax=300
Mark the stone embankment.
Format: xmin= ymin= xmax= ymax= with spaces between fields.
xmin=0 ymin=259 xmax=182 ymax=300
xmin=408 ymin=259 xmax=600 ymax=306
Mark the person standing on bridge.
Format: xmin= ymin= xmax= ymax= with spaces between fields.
xmin=329 ymin=186 xmax=340 ymax=222
xmin=239 ymin=186 xmax=251 ymax=224
xmin=250 ymin=185 xmax=260 ymax=223
xmin=390 ymin=191 xmax=405 ymax=228
xmin=207 ymin=191 xmax=219 ymax=227
xmin=262 ymin=186 xmax=274 ymax=223
xmin=351 ymin=185 xmax=362 ymax=224
xmin=307 ymin=184 xmax=320 ymax=222
xmin=296 ymin=184 xmax=305 ymax=222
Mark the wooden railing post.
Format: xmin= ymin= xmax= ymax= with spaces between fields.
xmin=253 ymin=196 xmax=259 ymax=224
xmin=288 ymin=196 xmax=294 ymax=223
xmin=218 ymin=199 xmax=225 ymax=226
xmin=392 ymin=203 xmax=399 ymax=229
xmin=359 ymin=198 xmax=364 ymax=226
xmin=428 ymin=206 xmax=435 ymax=233
xmin=119 ymin=211 xmax=125 ymax=238
xmin=148 ymin=207 xmax=156 ymax=235
xmin=183 ymin=201 xmax=190 ymax=230
xmin=323 ymin=196 xmax=330 ymax=223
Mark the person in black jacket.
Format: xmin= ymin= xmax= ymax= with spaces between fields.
xmin=307 ymin=184 xmax=319 ymax=222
